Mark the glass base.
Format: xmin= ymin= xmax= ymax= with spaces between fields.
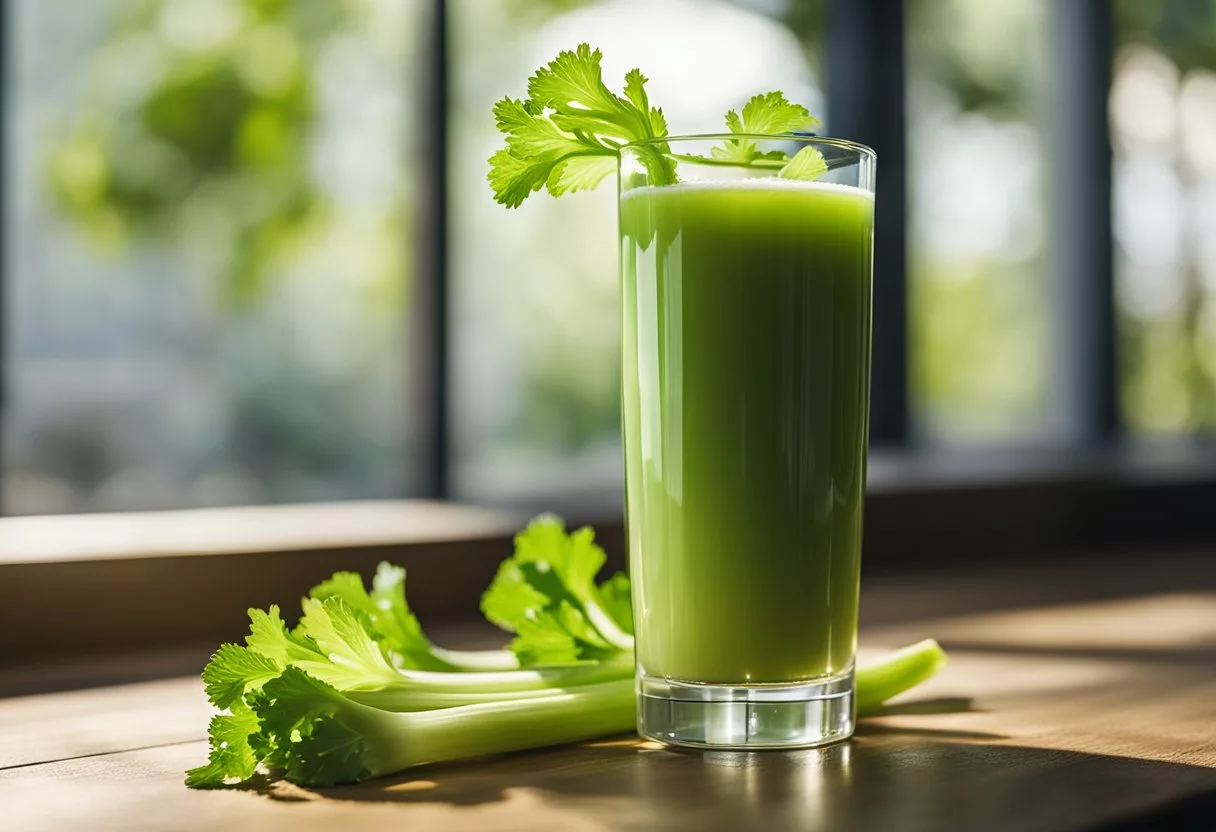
xmin=637 ymin=668 xmax=854 ymax=749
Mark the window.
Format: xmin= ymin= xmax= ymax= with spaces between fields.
xmin=906 ymin=0 xmax=1051 ymax=442
xmin=2 ymin=0 xmax=1214 ymax=521
xmin=1113 ymin=0 xmax=1216 ymax=433
xmin=6 ymin=0 xmax=423 ymax=514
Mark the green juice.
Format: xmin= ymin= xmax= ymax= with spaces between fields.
xmin=620 ymin=179 xmax=873 ymax=685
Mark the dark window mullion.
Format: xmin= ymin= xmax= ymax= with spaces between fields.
xmin=410 ymin=0 xmax=450 ymax=498
xmin=0 ymin=0 xmax=8 ymax=516
xmin=1048 ymin=0 xmax=1118 ymax=446
xmin=826 ymin=0 xmax=909 ymax=447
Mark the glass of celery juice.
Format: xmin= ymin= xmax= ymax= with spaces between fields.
xmin=619 ymin=135 xmax=875 ymax=748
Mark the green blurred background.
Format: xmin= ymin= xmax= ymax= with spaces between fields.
xmin=7 ymin=0 xmax=1216 ymax=513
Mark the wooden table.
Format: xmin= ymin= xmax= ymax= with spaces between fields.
xmin=3 ymin=552 xmax=1216 ymax=831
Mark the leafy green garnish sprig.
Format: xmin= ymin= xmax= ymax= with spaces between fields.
xmin=710 ymin=91 xmax=827 ymax=180
xmin=488 ymin=44 xmax=828 ymax=207
xmin=488 ymin=44 xmax=674 ymax=206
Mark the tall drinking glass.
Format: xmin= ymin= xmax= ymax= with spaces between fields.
xmin=619 ymin=135 xmax=875 ymax=748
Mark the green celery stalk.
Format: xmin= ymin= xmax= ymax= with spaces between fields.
xmin=855 ymin=639 xmax=948 ymax=715
xmin=355 ymin=679 xmax=637 ymax=776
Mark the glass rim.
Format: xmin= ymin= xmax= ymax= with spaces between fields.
xmin=622 ymin=133 xmax=876 ymax=160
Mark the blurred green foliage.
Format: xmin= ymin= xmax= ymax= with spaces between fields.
xmin=905 ymin=0 xmax=1048 ymax=439
xmin=15 ymin=0 xmax=415 ymax=512
xmin=49 ymin=0 xmax=1204 ymax=506
xmin=911 ymin=257 xmax=1044 ymax=435
xmin=1117 ymin=0 xmax=1216 ymax=71
xmin=46 ymin=0 xmax=349 ymax=302
xmin=1115 ymin=0 xmax=1216 ymax=432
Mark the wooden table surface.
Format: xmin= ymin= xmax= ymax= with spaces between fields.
xmin=3 ymin=552 xmax=1216 ymax=831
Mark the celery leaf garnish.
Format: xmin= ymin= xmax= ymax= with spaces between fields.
xmin=779 ymin=144 xmax=830 ymax=181
xmin=709 ymin=91 xmax=828 ymax=180
xmin=489 ymin=46 xmax=832 ymax=205
xmin=711 ymin=91 xmax=821 ymax=164
xmin=488 ymin=44 xmax=674 ymax=207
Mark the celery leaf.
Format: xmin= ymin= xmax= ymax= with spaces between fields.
xmin=779 ymin=145 xmax=829 ymax=181
xmin=184 ymin=703 xmax=262 ymax=789
xmin=488 ymin=44 xmax=673 ymax=207
xmin=481 ymin=515 xmax=634 ymax=665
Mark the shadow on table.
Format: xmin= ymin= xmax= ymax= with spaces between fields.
xmin=864 ymin=696 xmax=984 ymax=716
xmin=256 ymin=702 xmax=1216 ymax=832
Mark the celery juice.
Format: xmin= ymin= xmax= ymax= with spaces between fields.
xmin=620 ymin=179 xmax=874 ymax=686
